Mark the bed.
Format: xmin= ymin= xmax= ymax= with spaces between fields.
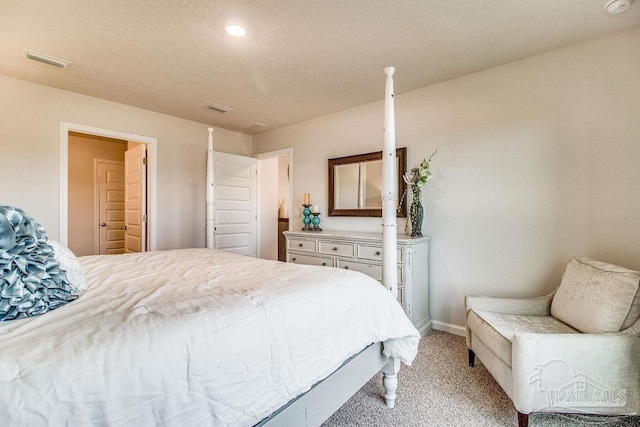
xmin=0 ymin=246 xmax=419 ymax=426
xmin=2 ymin=67 xmax=409 ymax=426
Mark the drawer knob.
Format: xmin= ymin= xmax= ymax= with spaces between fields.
xmin=322 ymin=262 xmax=327 ymax=266
xmin=292 ymin=257 xmax=297 ymax=261
xmin=375 ymin=251 xmax=381 ymax=256
xmin=333 ymin=247 xmax=338 ymax=251
xmin=344 ymin=266 xmax=349 ymax=270
xmin=299 ymin=243 xmax=303 ymax=247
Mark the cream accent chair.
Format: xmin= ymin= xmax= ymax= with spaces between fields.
xmin=465 ymin=258 xmax=640 ymax=427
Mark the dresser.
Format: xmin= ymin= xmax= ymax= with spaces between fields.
xmin=277 ymin=218 xmax=289 ymax=262
xmin=283 ymin=230 xmax=431 ymax=335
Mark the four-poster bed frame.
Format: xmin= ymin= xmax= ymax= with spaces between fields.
xmin=205 ymin=67 xmax=404 ymax=425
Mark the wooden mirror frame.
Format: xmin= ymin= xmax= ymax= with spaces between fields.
xmin=328 ymin=147 xmax=407 ymax=217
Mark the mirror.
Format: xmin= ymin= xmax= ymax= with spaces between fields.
xmin=328 ymin=148 xmax=407 ymax=217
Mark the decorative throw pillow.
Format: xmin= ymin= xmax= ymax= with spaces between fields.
xmin=48 ymin=240 xmax=88 ymax=294
xmin=0 ymin=206 xmax=79 ymax=322
xmin=550 ymin=257 xmax=640 ymax=333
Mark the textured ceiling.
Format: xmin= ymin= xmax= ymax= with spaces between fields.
xmin=1 ymin=0 xmax=639 ymax=134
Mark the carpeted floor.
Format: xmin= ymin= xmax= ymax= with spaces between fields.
xmin=323 ymin=330 xmax=640 ymax=427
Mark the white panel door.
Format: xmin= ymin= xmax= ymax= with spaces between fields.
xmin=213 ymin=151 xmax=257 ymax=256
xmin=97 ymin=161 xmax=125 ymax=255
xmin=124 ymin=144 xmax=147 ymax=253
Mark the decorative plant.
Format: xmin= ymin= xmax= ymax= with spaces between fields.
xmin=401 ymin=149 xmax=436 ymax=237
xmin=403 ymin=149 xmax=437 ymax=189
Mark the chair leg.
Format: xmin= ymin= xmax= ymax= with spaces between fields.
xmin=468 ymin=349 xmax=475 ymax=367
xmin=517 ymin=411 xmax=529 ymax=427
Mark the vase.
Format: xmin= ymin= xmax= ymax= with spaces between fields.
xmin=409 ymin=185 xmax=423 ymax=238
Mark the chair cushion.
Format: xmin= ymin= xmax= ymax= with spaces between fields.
xmin=467 ymin=310 xmax=579 ymax=367
xmin=550 ymin=258 xmax=640 ymax=333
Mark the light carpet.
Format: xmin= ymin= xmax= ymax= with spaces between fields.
xmin=323 ymin=330 xmax=640 ymax=427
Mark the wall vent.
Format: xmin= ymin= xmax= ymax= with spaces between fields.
xmin=24 ymin=49 xmax=72 ymax=69
xmin=206 ymin=103 xmax=233 ymax=113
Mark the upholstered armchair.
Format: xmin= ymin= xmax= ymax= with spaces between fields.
xmin=465 ymin=257 xmax=640 ymax=427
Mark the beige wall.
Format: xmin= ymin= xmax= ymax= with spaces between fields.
xmin=277 ymin=155 xmax=290 ymax=217
xmin=68 ymin=132 xmax=127 ymax=256
xmin=0 ymin=75 xmax=252 ymax=249
xmin=259 ymin=157 xmax=279 ymax=260
xmin=253 ymin=27 xmax=640 ymax=329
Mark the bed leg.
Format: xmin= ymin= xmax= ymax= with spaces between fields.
xmin=382 ymin=357 xmax=400 ymax=408
xmin=517 ymin=411 xmax=529 ymax=427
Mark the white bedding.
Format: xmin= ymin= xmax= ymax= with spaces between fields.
xmin=0 ymin=248 xmax=419 ymax=426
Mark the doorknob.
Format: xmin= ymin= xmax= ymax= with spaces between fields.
xmin=101 ymin=223 xmax=106 ymax=227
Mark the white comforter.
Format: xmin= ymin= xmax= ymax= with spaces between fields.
xmin=0 ymin=249 xmax=419 ymax=426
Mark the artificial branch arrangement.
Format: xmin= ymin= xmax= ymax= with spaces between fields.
xmin=401 ymin=149 xmax=437 ymax=237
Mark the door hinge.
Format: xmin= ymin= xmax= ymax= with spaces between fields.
xmin=143 ymin=214 xmax=148 ymax=222
xmin=143 ymin=157 xmax=148 ymax=165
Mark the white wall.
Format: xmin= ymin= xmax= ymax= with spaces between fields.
xmin=0 ymin=75 xmax=252 ymax=250
xmin=253 ymin=27 xmax=640 ymax=328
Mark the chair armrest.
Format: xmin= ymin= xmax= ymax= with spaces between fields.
xmin=512 ymin=333 xmax=640 ymax=415
xmin=465 ymin=294 xmax=553 ymax=317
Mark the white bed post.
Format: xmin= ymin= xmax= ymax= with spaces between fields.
xmin=382 ymin=66 xmax=401 ymax=409
xmin=206 ymin=127 xmax=215 ymax=249
xmin=382 ymin=66 xmax=398 ymax=298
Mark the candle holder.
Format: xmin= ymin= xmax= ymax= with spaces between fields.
xmin=302 ymin=204 xmax=312 ymax=231
xmin=310 ymin=212 xmax=322 ymax=231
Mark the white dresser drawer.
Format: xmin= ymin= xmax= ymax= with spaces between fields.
xmin=357 ymin=245 xmax=403 ymax=263
xmin=288 ymin=253 xmax=334 ymax=267
xmin=288 ymin=239 xmax=316 ymax=253
xmin=337 ymin=260 xmax=382 ymax=279
xmin=318 ymin=241 xmax=355 ymax=257
xmin=336 ymin=260 xmax=402 ymax=283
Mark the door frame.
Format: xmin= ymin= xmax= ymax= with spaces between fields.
xmin=254 ymin=148 xmax=293 ymax=259
xmin=59 ymin=122 xmax=158 ymax=250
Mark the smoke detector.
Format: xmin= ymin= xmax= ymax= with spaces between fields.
xmin=605 ymin=0 xmax=632 ymax=14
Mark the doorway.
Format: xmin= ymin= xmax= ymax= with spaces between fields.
xmin=59 ymin=122 xmax=157 ymax=254
xmin=255 ymin=149 xmax=293 ymax=261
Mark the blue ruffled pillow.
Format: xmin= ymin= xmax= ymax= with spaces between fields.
xmin=0 ymin=206 xmax=79 ymax=322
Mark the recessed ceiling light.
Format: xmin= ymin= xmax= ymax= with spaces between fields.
xmin=604 ymin=0 xmax=632 ymax=14
xmin=225 ymin=24 xmax=246 ymax=37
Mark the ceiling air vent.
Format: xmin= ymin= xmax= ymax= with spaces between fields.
xmin=24 ymin=49 xmax=72 ymax=69
xmin=243 ymin=123 xmax=266 ymax=134
xmin=206 ymin=103 xmax=233 ymax=113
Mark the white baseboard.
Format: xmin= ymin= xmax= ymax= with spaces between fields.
xmin=415 ymin=318 xmax=433 ymax=337
xmin=431 ymin=320 xmax=466 ymax=337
